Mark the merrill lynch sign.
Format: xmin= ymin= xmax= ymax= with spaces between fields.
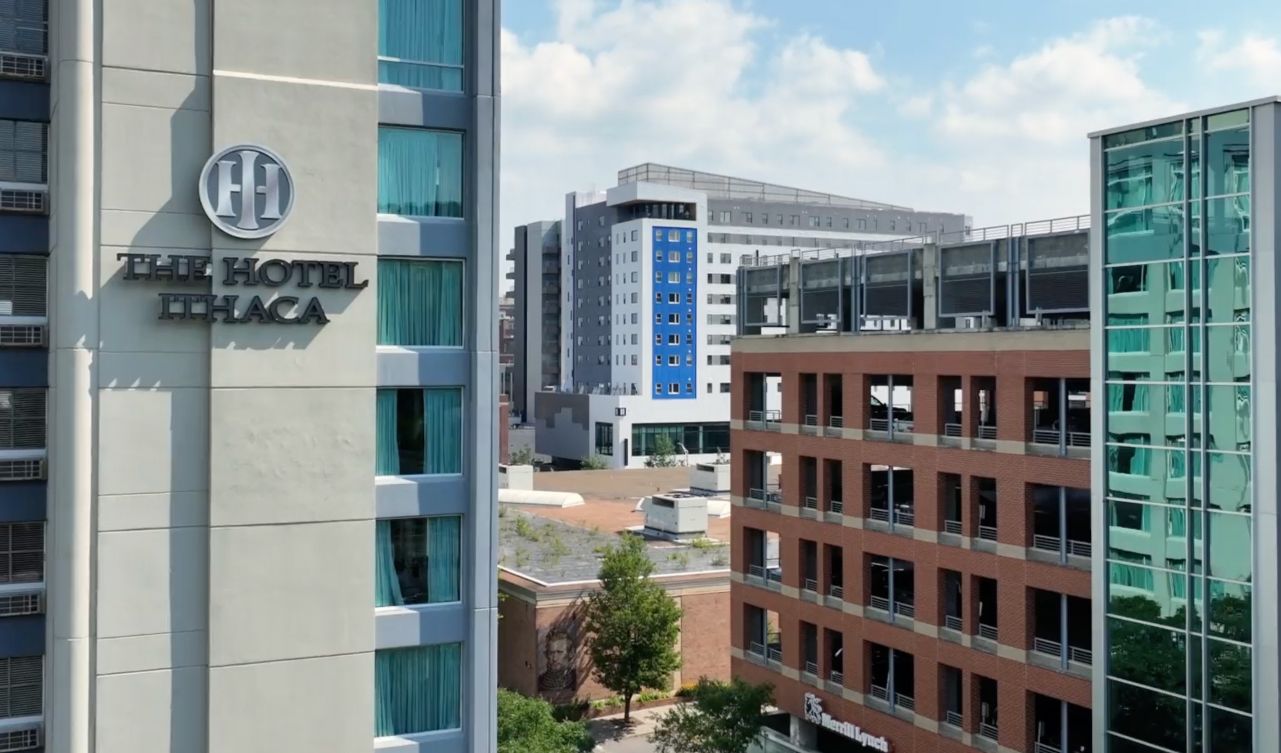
xmin=803 ymin=693 xmax=890 ymax=752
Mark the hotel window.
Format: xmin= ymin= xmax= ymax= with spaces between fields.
xmin=667 ymin=272 xmax=679 ymax=283
xmin=667 ymin=251 xmax=680 ymax=263
xmin=378 ymin=127 xmax=463 ymax=217
xmin=0 ymin=389 xmax=45 ymax=450
xmin=375 ymin=643 xmax=462 ymax=736
xmin=377 ymin=259 xmax=462 ymax=347
xmin=668 ymin=356 xmax=678 ymax=366
xmin=744 ymin=212 xmax=753 ymax=223
xmin=378 ymin=0 xmax=463 ymax=91
xmin=669 ymin=383 xmax=679 ymax=393
xmin=376 ymin=388 xmax=462 ymax=475
xmin=654 ymin=355 xmax=661 ymax=365
xmin=0 ymin=523 xmax=42 ymax=584
xmin=595 ymin=422 xmax=614 ymax=455
xmin=375 ymin=516 xmax=461 ymax=606
xmin=667 ymin=293 xmax=679 ymax=304
xmin=667 ymin=334 xmax=679 ymax=345
xmin=0 ymin=119 xmax=47 ymax=185
xmin=655 ymin=383 xmax=664 ymax=394
xmin=668 ymin=314 xmax=679 ymax=324
xmin=667 ymin=230 xmax=680 ymax=242
xmin=0 ymin=656 xmax=42 ymax=721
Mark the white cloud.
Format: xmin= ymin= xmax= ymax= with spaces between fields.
xmin=1197 ymin=29 xmax=1281 ymax=86
xmin=499 ymin=7 xmax=1190 ymax=268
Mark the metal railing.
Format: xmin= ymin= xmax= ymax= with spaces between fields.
xmin=828 ymin=584 xmax=844 ymax=600
xmin=766 ymin=567 xmax=783 ymax=583
xmin=747 ymin=564 xmax=766 ymax=579
xmin=977 ymin=424 xmax=997 ymax=440
xmin=803 ymin=414 xmax=819 ymax=427
xmin=803 ymin=578 xmax=818 ymax=593
xmin=1031 ymin=429 xmax=1091 ymax=447
xmin=1033 ymin=637 xmax=1062 ymax=658
xmin=978 ymin=722 xmax=999 ymax=741
xmin=895 ymin=509 xmax=915 ymax=527
xmin=869 ymin=507 xmax=890 ymax=523
xmin=748 ymin=487 xmax=782 ymax=505
xmin=829 ymin=670 xmax=843 ymax=685
xmin=802 ymin=496 xmax=819 ymax=510
xmin=943 ymin=519 xmax=963 ymax=535
xmin=868 ymin=418 xmax=890 ymax=432
xmin=944 ymin=711 xmax=963 ymax=728
xmin=828 ymin=415 xmax=844 ymax=428
xmin=869 ymin=595 xmax=890 ymax=612
xmin=828 ymin=499 xmax=843 ymax=515
xmin=748 ymin=641 xmax=766 ymax=658
xmin=1068 ymin=539 xmax=1092 ymax=557
xmin=767 ymin=646 xmax=783 ymax=663
xmin=943 ymin=422 xmax=962 ymax=437
xmin=1032 ymin=534 xmax=1092 ymax=558
xmin=747 ymin=409 xmax=782 ymax=426
xmin=804 ymin=661 xmax=819 ymax=676
xmin=894 ymin=602 xmax=915 ymax=619
xmin=978 ymin=525 xmax=998 ymax=541
xmin=978 ymin=623 xmax=998 ymax=641
xmin=944 ymin=615 xmax=963 ymax=632
xmin=1035 ymin=743 xmax=1062 ymax=753
xmin=1068 ymin=431 xmax=1090 ymax=447
xmin=895 ymin=694 xmax=915 ymax=712
xmin=869 ymin=684 xmax=889 ymax=702
xmin=895 ymin=419 xmax=915 ymax=433
xmin=1069 ymin=645 xmax=1093 ymax=665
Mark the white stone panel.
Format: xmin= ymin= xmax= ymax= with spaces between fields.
xmin=100 ymin=103 xmax=210 ymax=215
xmin=96 ymin=528 xmax=209 ymax=639
xmin=97 ymin=388 xmax=209 ymax=496
xmin=96 ymin=667 xmax=208 ymax=753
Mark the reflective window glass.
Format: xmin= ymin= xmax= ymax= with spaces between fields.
xmin=1202 ymin=196 xmax=1250 ymax=256
xmin=1208 ymin=580 xmax=1251 ymax=642
xmin=1206 ymin=512 xmax=1252 ymax=583
xmin=1208 ymin=707 xmax=1253 ymax=753
xmin=1201 ymin=384 xmax=1251 ymax=450
xmin=1107 ymin=262 xmax=1187 ymax=322
xmin=1108 ymin=563 xmax=1179 ymax=623
xmin=1109 ymin=618 xmax=1187 ymax=694
xmin=1105 ymin=138 xmax=1185 ymax=209
xmin=1201 ymin=325 xmax=1251 ymax=382
xmin=1107 ymin=680 xmax=1186 ymax=752
xmin=1205 ymin=126 xmax=1249 ymax=197
xmin=1105 ymin=326 xmax=1153 ymax=354
xmin=1104 ymin=205 xmax=1185 ymax=264
xmin=1208 ymin=639 xmax=1251 ymax=712
xmin=1204 ymin=256 xmax=1250 ymax=323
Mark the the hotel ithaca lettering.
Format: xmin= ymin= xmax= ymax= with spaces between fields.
xmin=117 ymin=253 xmax=367 ymax=325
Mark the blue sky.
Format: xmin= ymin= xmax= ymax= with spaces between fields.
xmin=500 ymin=0 xmax=1281 ymax=246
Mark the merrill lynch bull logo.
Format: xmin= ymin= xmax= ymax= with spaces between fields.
xmin=198 ymin=145 xmax=295 ymax=239
xmin=803 ymin=693 xmax=891 ymax=752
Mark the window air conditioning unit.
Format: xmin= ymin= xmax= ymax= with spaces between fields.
xmin=0 ymin=459 xmax=45 ymax=482
xmin=0 ymin=52 xmax=48 ymax=81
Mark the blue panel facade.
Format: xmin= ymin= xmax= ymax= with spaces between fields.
xmin=0 ymin=482 xmax=46 ymax=522
xmin=0 ymin=81 xmax=50 ymax=121
xmin=0 ymin=349 xmax=48 ymax=387
xmin=0 ymin=618 xmax=45 ymax=659
xmin=650 ymin=225 xmax=697 ymax=399
xmin=0 ymin=215 xmax=49 ymax=254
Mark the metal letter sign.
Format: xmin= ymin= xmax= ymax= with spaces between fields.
xmin=198 ymin=145 xmax=295 ymax=239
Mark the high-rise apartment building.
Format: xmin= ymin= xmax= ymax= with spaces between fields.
xmin=509 ymin=219 xmax=562 ymax=421
xmin=1090 ymin=99 xmax=1270 ymax=753
xmin=0 ymin=1 xmax=499 ymax=752
xmin=729 ymin=218 xmax=1094 ymax=753
xmin=515 ymin=164 xmax=968 ymax=467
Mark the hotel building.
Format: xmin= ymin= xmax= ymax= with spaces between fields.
xmin=729 ymin=218 xmax=1095 ymax=752
xmin=0 ymin=1 xmax=499 ymax=752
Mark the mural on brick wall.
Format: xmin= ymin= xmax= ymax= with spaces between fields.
xmin=537 ymin=623 xmax=578 ymax=695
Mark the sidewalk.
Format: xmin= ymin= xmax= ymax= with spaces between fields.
xmin=586 ymin=704 xmax=669 ymax=747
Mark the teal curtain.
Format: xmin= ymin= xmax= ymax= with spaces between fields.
xmin=375 ymin=643 xmax=462 ymax=736
xmin=378 ymin=127 xmax=464 ymax=217
xmin=428 ymin=516 xmax=460 ymax=603
xmin=377 ymin=389 xmax=401 ymax=475
xmin=375 ymin=520 xmax=404 ymax=607
xmin=378 ymin=0 xmax=464 ymax=91
xmin=378 ymin=259 xmax=463 ymax=347
xmin=424 ymin=388 xmax=462 ymax=474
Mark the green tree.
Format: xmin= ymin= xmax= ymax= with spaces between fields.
xmin=583 ymin=534 xmax=682 ymax=722
xmin=510 ymin=447 xmax=535 ymax=466
xmin=651 ymin=678 xmax=774 ymax=753
xmin=581 ymin=454 xmax=609 ymax=470
xmin=497 ymin=689 xmax=594 ymax=753
xmin=646 ymin=433 xmax=678 ymax=467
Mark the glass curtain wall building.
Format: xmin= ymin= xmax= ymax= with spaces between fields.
xmin=1091 ymin=98 xmax=1277 ymax=753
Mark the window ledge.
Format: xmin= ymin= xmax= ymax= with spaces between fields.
xmin=375 ymin=727 xmax=464 ymax=752
xmin=377 ymin=213 xmax=465 ymax=224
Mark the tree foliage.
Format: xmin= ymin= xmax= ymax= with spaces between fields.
xmin=646 ymin=433 xmax=678 ymax=467
xmin=510 ymin=447 xmax=535 ymax=466
xmin=583 ymin=534 xmax=682 ymax=721
xmin=651 ymin=678 xmax=774 ymax=753
xmin=497 ymin=689 xmax=594 ymax=753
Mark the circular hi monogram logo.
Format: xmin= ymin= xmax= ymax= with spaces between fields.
xmin=198 ymin=144 xmax=295 ymax=240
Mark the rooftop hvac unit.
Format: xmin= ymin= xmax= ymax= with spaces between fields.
xmin=939 ymin=242 xmax=994 ymax=317
xmin=862 ymin=252 xmax=912 ymax=317
xmin=644 ymin=492 xmax=709 ymax=537
xmin=1026 ymin=233 xmax=1089 ymax=313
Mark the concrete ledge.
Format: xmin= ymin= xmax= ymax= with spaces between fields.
xmin=841 ymin=688 xmax=864 ymax=704
xmin=995 ymin=543 xmax=1026 ymax=560
xmin=841 ymin=602 xmax=864 ymax=618
xmin=913 ymin=528 xmax=939 ymax=543
xmin=842 ymin=516 xmax=864 ymax=530
xmin=997 ymin=644 xmax=1025 ymax=662
xmin=914 ymin=715 xmax=939 ymax=733
xmin=914 ymin=622 xmax=940 ymax=638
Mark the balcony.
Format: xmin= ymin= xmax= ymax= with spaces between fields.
xmin=1029 ymin=377 xmax=1090 ymax=456
xmin=1031 ymin=534 xmax=1091 ymax=558
xmin=1031 ymin=590 xmax=1092 ymax=676
xmin=868 ymin=556 xmax=914 ymax=626
xmin=825 ymin=415 xmax=844 ymax=436
xmin=1031 ymin=637 xmax=1093 ymax=666
xmin=867 ymin=375 xmax=913 ymax=441
xmin=746 ymin=409 xmax=781 ymax=431
xmin=978 ymin=622 xmax=998 ymax=642
xmin=1030 ymin=485 xmax=1092 ymax=569
xmin=801 ymin=414 xmax=819 ymax=435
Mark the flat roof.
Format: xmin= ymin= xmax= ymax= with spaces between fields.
xmin=617 ymin=162 xmax=913 ymax=211
xmin=1087 ymin=96 xmax=1281 ymax=139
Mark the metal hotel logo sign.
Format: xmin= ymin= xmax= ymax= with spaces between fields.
xmin=803 ymin=693 xmax=891 ymax=751
xmin=198 ymin=144 xmax=295 ymax=239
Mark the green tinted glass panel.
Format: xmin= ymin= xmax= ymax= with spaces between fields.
xmin=1209 ymin=707 xmax=1254 ymax=753
xmin=1209 ymin=580 xmax=1251 ymax=642
xmin=1105 ymin=327 xmax=1153 ymax=354
xmin=1104 ymin=121 xmax=1182 ymax=149
xmin=1106 ymin=446 xmax=1188 ymax=505
xmin=1109 ymin=618 xmax=1187 ymax=694
xmin=1107 ymin=680 xmax=1186 ymax=751
xmin=1204 ymin=196 xmax=1250 ymax=256
xmin=1206 ymin=126 xmax=1249 ymax=196
xmin=1203 ymin=256 xmax=1250 ymax=323
xmin=1208 ymin=639 xmax=1252 ymax=712
xmin=1107 ymin=262 xmax=1190 ymax=323
xmin=1201 ymin=384 xmax=1251 ymax=450
xmin=1189 ymin=134 xmax=1201 ymax=200
xmin=1105 ymin=138 xmax=1185 ymax=209
xmin=1105 ymin=205 xmax=1185 ymax=263
xmin=1201 ymin=325 xmax=1251 ymax=382
xmin=1207 ymin=109 xmax=1249 ymax=131
xmin=1201 ymin=452 xmax=1251 ymax=513
xmin=1207 ymin=512 xmax=1252 ymax=582
xmin=1108 ymin=565 xmax=1186 ymax=626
